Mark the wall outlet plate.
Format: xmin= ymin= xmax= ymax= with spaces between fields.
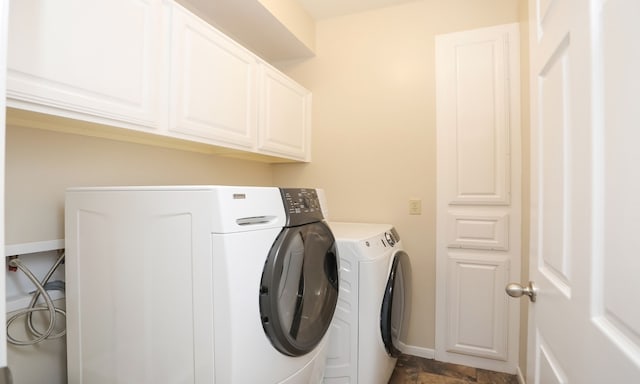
xmin=409 ymin=199 xmax=422 ymax=215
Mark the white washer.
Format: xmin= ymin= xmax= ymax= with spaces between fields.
xmin=323 ymin=222 xmax=412 ymax=384
xmin=65 ymin=186 xmax=339 ymax=383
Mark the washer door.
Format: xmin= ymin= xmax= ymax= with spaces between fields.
xmin=260 ymin=221 xmax=339 ymax=356
xmin=380 ymin=250 xmax=412 ymax=357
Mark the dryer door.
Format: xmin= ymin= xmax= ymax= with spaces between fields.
xmin=380 ymin=250 xmax=412 ymax=357
xmin=260 ymin=221 xmax=339 ymax=356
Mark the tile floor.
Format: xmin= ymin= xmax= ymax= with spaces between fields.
xmin=388 ymin=354 xmax=519 ymax=384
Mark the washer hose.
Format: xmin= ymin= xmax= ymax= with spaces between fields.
xmin=7 ymin=252 xmax=66 ymax=346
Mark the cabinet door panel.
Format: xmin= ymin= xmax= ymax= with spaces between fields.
xmin=7 ymin=0 xmax=163 ymax=129
xmin=170 ymin=4 xmax=257 ymax=150
xmin=258 ymin=64 xmax=311 ymax=162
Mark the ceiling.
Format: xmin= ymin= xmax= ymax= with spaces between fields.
xmin=296 ymin=0 xmax=419 ymax=20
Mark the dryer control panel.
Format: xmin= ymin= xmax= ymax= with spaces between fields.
xmin=280 ymin=188 xmax=324 ymax=226
xmin=365 ymin=228 xmax=401 ymax=250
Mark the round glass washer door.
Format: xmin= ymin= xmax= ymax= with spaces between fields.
xmin=259 ymin=221 xmax=339 ymax=357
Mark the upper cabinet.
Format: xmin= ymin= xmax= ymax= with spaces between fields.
xmin=6 ymin=0 xmax=166 ymax=131
xmin=258 ymin=64 xmax=311 ymax=162
xmin=170 ymin=4 xmax=257 ymax=151
xmin=6 ymin=0 xmax=311 ymax=162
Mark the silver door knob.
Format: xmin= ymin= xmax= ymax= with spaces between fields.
xmin=505 ymin=281 xmax=537 ymax=302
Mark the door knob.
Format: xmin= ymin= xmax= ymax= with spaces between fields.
xmin=505 ymin=281 xmax=537 ymax=302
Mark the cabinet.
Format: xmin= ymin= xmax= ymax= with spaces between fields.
xmin=170 ymin=4 xmax=257 ymax=150
xmin=6 ymin=0 xmax=165 ymax=131
xmin=170 ymin=4 xmax=310 ymax=160
xmin=258 ymin=64 xmax=311 ymax=162
xmin=6 ymin=0 xmax=311 ymax=162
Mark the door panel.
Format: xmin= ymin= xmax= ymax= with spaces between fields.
xmin=447 ymin=212 xmax=509 ymax=250
xmin=528 ymin=0 xmax=640 ymax=381
xmin=536 ymin=334 xmax=567 ymax=384
xmin=452 ymin=39 xmax=509 ymax=205
xmin=528 ymin=0 xmax=581 ymax=379
xmin=597 ymin=0 xmax=640 ymax=365
xmin=446 ymin=255 xmax=509 ymax=361
xmin=435 ymin=23 xmax=521 ymax=373
xmin=537 ymin=36 xmax=572 ymax=298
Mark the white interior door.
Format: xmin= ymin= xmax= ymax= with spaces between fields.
xmin=527 ymin=0 xmax=640 ymax=382
xmin=435 ymin=23 xmax=521 ymax=374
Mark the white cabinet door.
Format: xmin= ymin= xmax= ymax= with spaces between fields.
xmin=169 ymin=3 xmax=257 ymax=150
xmin=6 ymin=0 xmax=165 ymax=130
xmin=258 ymin=63 xmax=311 ymax=162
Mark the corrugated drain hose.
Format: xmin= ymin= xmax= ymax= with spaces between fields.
xmin=6 ymin=252 xmax=66 ymax=346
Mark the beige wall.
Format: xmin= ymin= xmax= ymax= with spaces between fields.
xmin=258 ymin=0 xmax=316 ymax=52
xmin=5 ymin=125 xmax=274 ymax=244
xmin=275 ymin=0 xmax=521 ymax=350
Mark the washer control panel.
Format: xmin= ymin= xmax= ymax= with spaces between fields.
xmin=280 ymin=188 xmax=324 ymax=226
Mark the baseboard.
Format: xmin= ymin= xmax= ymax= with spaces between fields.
xmin=399 ymin=342 xmax=435 ymax=360
xmin=517 ymin=366 xmax=526 ymax=384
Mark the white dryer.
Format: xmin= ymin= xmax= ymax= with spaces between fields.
xmin=323 ymin=222 xmax=412 ymax=384
xmin=65 ymin=186 xmax=339 ymax=383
